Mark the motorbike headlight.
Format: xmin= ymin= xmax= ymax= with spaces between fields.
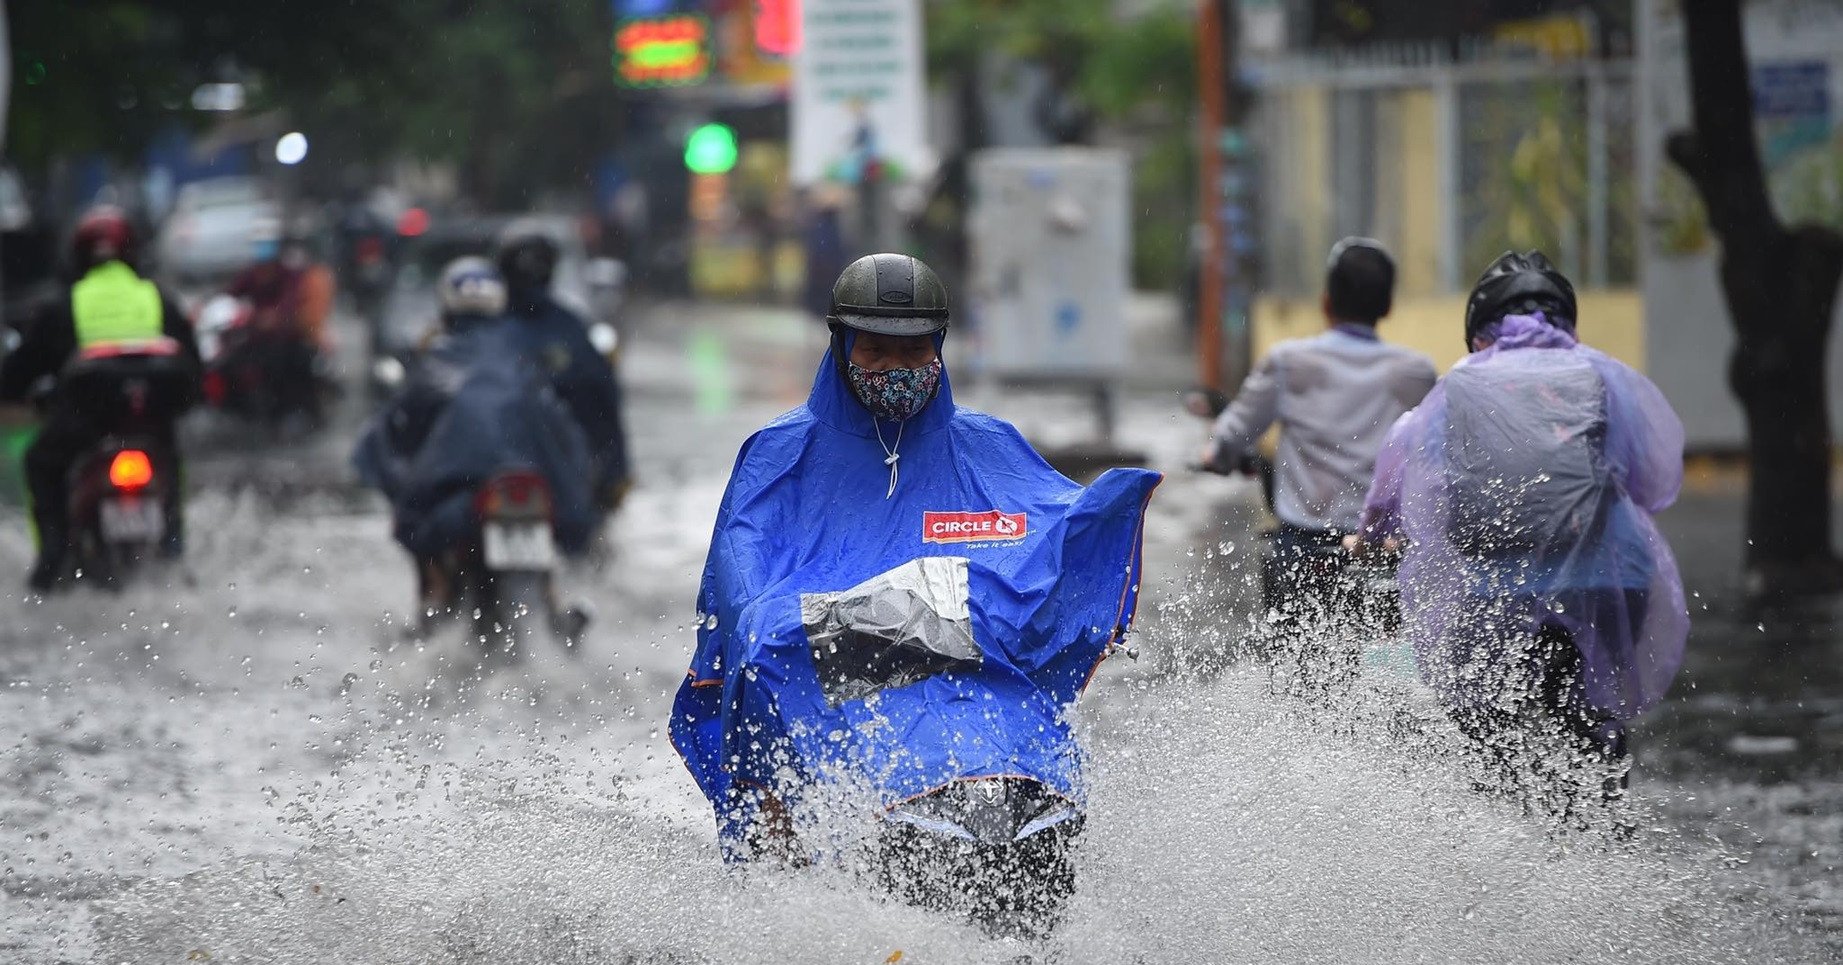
xmin=589 ymin=322 xmax=619 ymax=356
xmin=885 ymin=806 xmax=978 ymax=841
xmin=371 ymin=357 xmax=406 ymax=388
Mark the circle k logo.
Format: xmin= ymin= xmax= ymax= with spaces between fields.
xmin=922 ymin=510 xmax=1030 ymax=544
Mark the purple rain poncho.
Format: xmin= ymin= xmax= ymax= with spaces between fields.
xmin=1359 ymin=314 xmax=1688 ymax=721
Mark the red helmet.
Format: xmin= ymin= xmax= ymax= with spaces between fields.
xmin=72 ymin=205 xmax=137 ymax=270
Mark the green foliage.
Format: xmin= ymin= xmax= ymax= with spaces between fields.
xmin=924 ymin=0 xmax=1198 ymax=287
xmin=1080 ymin=8 xmax=1197 ymax=120
xmin=9 ymin=0 xmax=185 ymax=163
xmin=1461 ymin=81 xmax=1593 ymax=281
xmin=1132 ymin=129 xmax=1193 ymax=290
xmin=8 ymin=0 xmax=619 ymax=207
xmin=926 ymin=0 xmax=1194 ymax=122
xmin=8 ymin=0 xmax=418 ymax=165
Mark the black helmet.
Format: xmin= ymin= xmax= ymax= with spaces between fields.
xmin=495 ymin=221 xmax=560 ymax=293
xmin=1464 ymin=250 xmax=1577 ymax=347
xmin=827 ymin=253 xmax=950 ymax=337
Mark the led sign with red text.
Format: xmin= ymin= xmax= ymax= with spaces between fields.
xmin=614 ymin=15 xmax=711 ymax=87
xmin=755 ymin=0 xmax=799 ymax=56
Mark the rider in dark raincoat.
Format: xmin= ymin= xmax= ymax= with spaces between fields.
xmin=495 ymin=224 xmax=631 ymax=512
xmin=352 ymin=258 xmax=596 ymax=606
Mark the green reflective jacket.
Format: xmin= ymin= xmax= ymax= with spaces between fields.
xmin=71 ymin=261 xmax=163 ymax=348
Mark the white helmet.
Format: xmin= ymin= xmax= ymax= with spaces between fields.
xmin=438 ymin=256 xmax=507 ymax=317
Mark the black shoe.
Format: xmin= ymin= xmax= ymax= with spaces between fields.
xmin=27 ymin=556 xmax=61 ymax=594
xmin=555 ymin=604 xmax=592 ymax=652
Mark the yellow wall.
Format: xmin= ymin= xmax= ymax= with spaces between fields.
xmin=1252 ymin=288 xmax=1647 ymax=373
xmin=1292 ymin=86 xmax=1332 ymax=270
xmin=690 ymin=240 xmax=805 ymax=299
xmin=1393 ymin=90 xmax=1443 ymax=298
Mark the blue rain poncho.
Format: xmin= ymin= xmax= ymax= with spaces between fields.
xmin=351 ymin=323 xmax=598 ymax=558
xmin=1359 ymin=313 xmax=1688 ymax=721
xmin=670 ymin=343 xmax=1160 ymax=855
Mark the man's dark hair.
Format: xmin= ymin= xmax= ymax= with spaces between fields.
xmin=1325 ymin=237 xmax=1395 ymax=324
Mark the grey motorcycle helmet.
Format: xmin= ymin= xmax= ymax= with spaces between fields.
xmin=827 ymin=253 xmax=951 ymax=338
xmin=826 ymin=253 xmax=951 ymax=418
xmin=437 ymin=256 xmax=507 ymax=320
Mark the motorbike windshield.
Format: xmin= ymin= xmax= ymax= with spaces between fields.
xmin=802 ymin=556 xmax=980 ymax=707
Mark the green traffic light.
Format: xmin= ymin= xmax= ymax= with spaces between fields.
xmin=685 ymin=123 xmax=738 ymax=175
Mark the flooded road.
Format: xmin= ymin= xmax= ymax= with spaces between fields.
xmin=0 ymin=304 xmax=1837 ymax=962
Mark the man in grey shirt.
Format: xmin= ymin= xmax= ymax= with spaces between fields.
xmin=1203 ymin=238 xmax=1436 ymax=623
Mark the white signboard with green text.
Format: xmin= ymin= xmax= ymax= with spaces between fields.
xmin=791 ymin=0 xmax=932 ymax=186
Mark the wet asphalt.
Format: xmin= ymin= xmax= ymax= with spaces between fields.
xmin=0 ymin=299 xmax=1836 ymax=961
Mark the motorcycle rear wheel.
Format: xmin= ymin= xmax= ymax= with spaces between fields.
xmin=468 ymin=568 xmax=552 ymax=659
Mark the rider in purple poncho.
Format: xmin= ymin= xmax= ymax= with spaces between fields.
xmin=1352 ymin=252 xmax=1688 ymax=790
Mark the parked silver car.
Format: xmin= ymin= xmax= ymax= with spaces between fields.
xmin=155 ymin=177 xmax=281 ymax=283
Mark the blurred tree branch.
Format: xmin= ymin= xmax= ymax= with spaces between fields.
xmin=925 ymin=0 xmax=1196 ymax=142
xmin=8 ymin=0 xmax=621 ymax=208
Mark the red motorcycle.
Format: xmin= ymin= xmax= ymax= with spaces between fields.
xmin=64 ymin=440 xmax=177 ymax=587
xmin=53 ymin=342 xmax=190 ymax=588
xmin=194 ymin=294 xmax=335 ymax=432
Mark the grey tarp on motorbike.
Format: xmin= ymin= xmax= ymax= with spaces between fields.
xmin=1360 ymin=313 xmax=1687 ymax=720
xmin=351 ymin=324 xmax=596 ymax=558
xmin=801 ymin=556 xmax=981 ymax=707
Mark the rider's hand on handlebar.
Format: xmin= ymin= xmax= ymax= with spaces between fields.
xmin=1196 ymin=440 xmax=1253 ymax=477
xmin=1342 ymin=533 xmax=1400 ymax=557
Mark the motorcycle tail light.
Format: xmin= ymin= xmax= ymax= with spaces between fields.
xmin=476 ymin=471 xmax=552 ymax=517
xmin=202 ymin=370 xmax=226 ymax=405
xmin=109 ymin=450 xmax=154 ymax=491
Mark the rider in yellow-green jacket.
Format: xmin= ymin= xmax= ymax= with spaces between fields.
xmin=0 ymin=206 xmax=201 ymax=592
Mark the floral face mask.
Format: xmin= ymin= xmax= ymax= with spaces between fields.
xmin=846 ymin=358 xmax=943 ymax=422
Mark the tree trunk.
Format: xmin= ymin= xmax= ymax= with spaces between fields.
xmin=955 ymin=53 xmax=987 ymax=156
xmin=1667 ymin=0 xmax=1843 ymax=597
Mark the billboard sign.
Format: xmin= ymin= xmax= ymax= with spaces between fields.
xmin=790 ymin=0 xmax=931 ymax=184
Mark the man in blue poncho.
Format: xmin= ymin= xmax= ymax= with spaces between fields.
xmin=670 ymin=254 xmax=1161 ymax=864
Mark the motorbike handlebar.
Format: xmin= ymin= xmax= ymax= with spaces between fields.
xmin=1190 ymin=451 xmax=1269 ymax=478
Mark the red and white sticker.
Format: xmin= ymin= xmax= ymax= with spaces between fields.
xmin=923 ymin=510 xmax=1029 ymax=544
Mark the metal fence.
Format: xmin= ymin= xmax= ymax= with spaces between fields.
xmin=1246 ymin=55 xmax=1639 ymax=299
